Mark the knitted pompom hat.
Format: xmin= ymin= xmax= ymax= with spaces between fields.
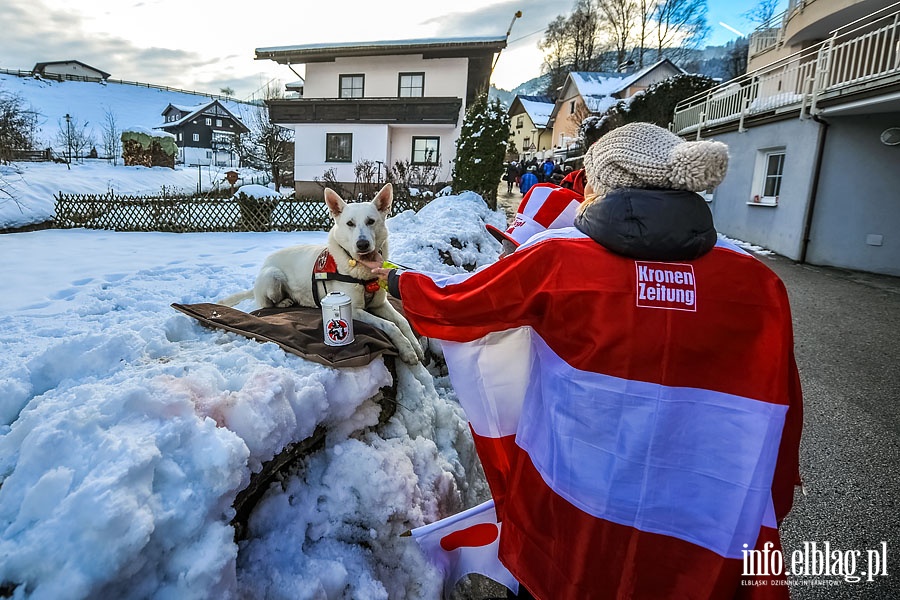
xmin=582 ymin=122 xmax=729 ymax=197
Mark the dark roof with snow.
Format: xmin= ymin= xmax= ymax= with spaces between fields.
xmin=155 ymin=100 xmax=249 ymax=133
xmin=256 ymin=35 xmax=507 ymax=64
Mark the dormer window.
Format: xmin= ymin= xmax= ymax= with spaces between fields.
xmin=339 ymin=74 xmax=364 ymax=98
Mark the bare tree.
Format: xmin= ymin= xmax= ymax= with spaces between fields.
xmin=597 ymin=0 xmax=639 ymax=69
xmin=635 ymin=0 xmax=653 ymax=68
xmin=234 ymin=86 xmax=294 ymax=188
xmin=540 ymin=15 xmax=571 ymax=98
xmin=653 ymin=0 xmax=710 ymax=64
xmin=101 ymin=108 xmax=121 ymax=165
xmin=743 ymin=0 xmax=781 ymax=26
xmin=569 ymin=0 xmax=602 ymax=71
xmin=539 ymin=1 xmax=606 ymax=98
xmin=55 ymin=115 xmax=95 ymax=163
xmin=0 ymin=91 xmax=38 ymax=164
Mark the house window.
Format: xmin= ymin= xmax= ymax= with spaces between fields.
xmin=192 ymin=133 xmax=200 ymax=142
xmin=522 ymin=137 xmax=531 ymax=151
xmin=570 ymin=100 xmax=576 ymax=114
xmin=751 ymin=149 xmax=785 ymax=206
xmin=205 ymin=117 xmax=212 ymax=126
xmin=516 ymin=115 xmax=524 ymax=129
xmin=216 ymin=119 xmax=222 ymax=127
xmin=177 ymin=133 xmax=182 ymax=142
xmin=412 ymin=136 xmax=439 ymax=165
xmin=326 ymin=133 xmax=352 ymax=162
xmin=398 ymin=72 xmax=424 ymax=97
xmin=339 ymin=74 xmax=364 ymax=98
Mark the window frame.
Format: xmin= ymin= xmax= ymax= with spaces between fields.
xmin=398 ymin=72 xmax=425 ymax=97
xmin=192 ymin=133 xmax=200 ymax=142
xmin=750 ymin=148 xmax=785 ymax=206
xmin=411 ymin=136 xmax=440 ymax=166
xmin=516 ymin=115 xmax=524 ymax=129
xmin=339 ymin=74 xmax=365 ymax=99
xmin=205 ymin=117 xmax=212 ymax=126
xmin=325 ymin=133 xmax=353 ymax=163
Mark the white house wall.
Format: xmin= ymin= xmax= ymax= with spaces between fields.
xmin=805 ymin=112 xmax=900 ymax=276
xmin=388 ymin=125 xmax=457 ymax=181
xmin=304 ymin=56 xmax=469 ymax=99
xmin=293 ymin=123 xmax=390 ymax=183
xmin=293 ymin=123 xmax=457 ymax=184
xmin=41 ymin=62 xmax=104 ymax=79
xmin=704 ymin=118 xmax=821 ymax=260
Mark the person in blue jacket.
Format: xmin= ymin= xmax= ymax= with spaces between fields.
xmin=519 ymin=166 xmax=538 ymax=195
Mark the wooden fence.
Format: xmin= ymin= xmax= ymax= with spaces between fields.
xmin=54 ymin=191 xmax=431 ymax=233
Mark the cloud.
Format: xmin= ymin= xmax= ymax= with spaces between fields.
xmin=422 ymin=0 xmax=568 ymax=43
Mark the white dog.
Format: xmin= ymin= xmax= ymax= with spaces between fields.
xmin=219 ymin=183 xmax=425 ymax=365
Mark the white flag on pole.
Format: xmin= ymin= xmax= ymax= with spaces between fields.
xmin=410 ymin=499 xmax=519 ymax=598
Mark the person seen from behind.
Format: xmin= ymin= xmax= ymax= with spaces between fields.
xmin=366 ymin=122 xmax=803 ymax=600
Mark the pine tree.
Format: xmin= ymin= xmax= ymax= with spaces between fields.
xmin=452 ymin=94 xmax=511 ymax=210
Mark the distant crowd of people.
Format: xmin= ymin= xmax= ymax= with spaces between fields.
xmin=502 ymin=156 xmax=571 ymax=195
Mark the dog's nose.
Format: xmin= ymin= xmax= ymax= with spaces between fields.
xmin=356 ymin=239 xmax=371 ymax=251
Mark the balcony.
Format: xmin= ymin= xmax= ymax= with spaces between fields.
xmin=674 ymin=4 xmax=900 ymax=136
xmin=267 ymin=97 xmax=462 ymax=125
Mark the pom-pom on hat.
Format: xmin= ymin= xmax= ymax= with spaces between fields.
xmin=486 ymin=184 xmax=584 ymax=248
xmin=582 ymin=122 xmax=729 ymax=197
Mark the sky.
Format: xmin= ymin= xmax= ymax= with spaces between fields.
xmin=0 ymin=0 xmax=779 ymax=100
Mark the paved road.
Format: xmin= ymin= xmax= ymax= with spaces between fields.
xmin=766 ymin=256 xmax=900 ymax=599
xmin=459 ymin=243 xmax=900 ymax=599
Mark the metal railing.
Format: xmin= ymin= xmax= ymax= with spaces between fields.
xmin=674 ymin=4 xmax=900 ymax=136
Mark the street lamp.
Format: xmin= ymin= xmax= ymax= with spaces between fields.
xmin=64 ymin=113 xmax=72 ymax=164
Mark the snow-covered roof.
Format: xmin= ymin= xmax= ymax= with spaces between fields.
xmin=256 ymin=35 xmax=507 ymax=64
xmin=514 ymin=95 xmax=555 ymax=128
xmin=562 ymin=59 xmax=685 ymax=114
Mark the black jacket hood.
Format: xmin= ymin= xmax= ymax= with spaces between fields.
xmin=574 ymin=187 xmax=717 ymax=261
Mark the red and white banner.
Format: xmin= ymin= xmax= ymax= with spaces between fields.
xmin=410 ymin=499 xmax=519 ymax=598
xmin=398 ymin=233 xmax=803 ymax=600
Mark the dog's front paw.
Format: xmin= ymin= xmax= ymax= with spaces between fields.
xmin=413 ymin=338 xmax=426 ymax=362
xmin=276 ymin=298 xmax=296 ymax=308
xmin=399 ymin=346 xmax=421 ymax=365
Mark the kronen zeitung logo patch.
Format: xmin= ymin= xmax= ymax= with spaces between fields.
xmin=635 ymin=261 xmax=697 ymax=311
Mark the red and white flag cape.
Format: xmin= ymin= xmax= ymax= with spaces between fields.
xmin=397 ymin=231 xmax=803 ymax=600
xmin=410 ymin=499 xmax=519 ymax=598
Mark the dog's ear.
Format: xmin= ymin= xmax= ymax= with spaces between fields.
xmin=324 ymin=188 xmax=346 ymax=218
xmin=373 ymin=183 xmax=393 ymax=214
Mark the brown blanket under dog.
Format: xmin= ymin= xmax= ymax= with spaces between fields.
xmin=171 ymin=302 xmax=399 ymax=368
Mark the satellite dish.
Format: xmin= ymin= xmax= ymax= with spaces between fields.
xmin=880 ymin=127 xmax=900 ymax=146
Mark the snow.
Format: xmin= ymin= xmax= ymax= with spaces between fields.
xmin=0 ymin=156 xmax=507 ymax=598
xmin=234 ymin=184 xmax=283 ymax=199
xmin=0 ymin=161 xmax=270 ymax=230
xmin=0 ymin=72 xmax=254 ymax=153
xmin=517 ymin=97 xmax=554 ymax=128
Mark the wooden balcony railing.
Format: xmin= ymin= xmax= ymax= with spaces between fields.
xmin=266 ymin=97 xmax=462 ymax=125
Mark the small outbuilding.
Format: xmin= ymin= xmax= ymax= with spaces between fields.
xmin=32 ymin=60 xmax=111 ymax=82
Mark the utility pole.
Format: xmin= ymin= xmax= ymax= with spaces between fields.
xmin=64 ymin=113 xmax=72 ymax=170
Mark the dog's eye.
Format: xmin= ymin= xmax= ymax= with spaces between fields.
xmin=346 ymin=220 xmax=355 ymax=228
xmin=365 ymin=218 xmax=375 ymax=226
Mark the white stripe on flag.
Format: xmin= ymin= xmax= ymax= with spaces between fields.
xmin=517 ymin=334 xmax=788 ymax=559
xmin=410 ymin=500 xmax=519 ymax=597
xmin=440 ymin=327 xmax=533 ymax=437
